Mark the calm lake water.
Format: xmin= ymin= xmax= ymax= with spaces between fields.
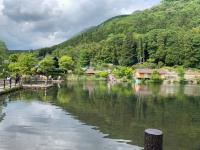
xmin=0 ymin=81 xmax=200 ymax=150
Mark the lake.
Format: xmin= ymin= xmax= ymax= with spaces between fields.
xmin=0 ymin=81 xmax=200 ymax=150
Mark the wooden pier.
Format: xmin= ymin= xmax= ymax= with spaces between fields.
xmin=0 ymin=80 xmax=22 ymax=95
xmin=22 ymin=79 xmax=63 ymax=89
xmin=22 ymin=84 xmax=54 ymax=89
xmin=0 ymin=78 xmax=60 ymax=95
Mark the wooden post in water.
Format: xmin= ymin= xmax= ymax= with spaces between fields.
xmin=144 ymin=129 xmax=163 ymax=150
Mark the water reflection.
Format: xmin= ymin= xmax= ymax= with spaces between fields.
xmin=0 ymin=101 xmax=140 ymax=150
xmin=133 ymin=84 xmax=200 ymax=97
xmin=0 ymin=81 xmax=200 ymax=150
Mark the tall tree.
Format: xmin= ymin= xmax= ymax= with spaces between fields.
xmin=79 ymin=49 xmax=92 ymax=67
xmin=37 ymin=55 xmax=54 ymax=75
xmin=119 ymin=33 xmax=137 ymax=66
xmin=59 ymin=55 xmax=74 ymax=73
xmin=0 ymin=41 xmax=7 ymax=68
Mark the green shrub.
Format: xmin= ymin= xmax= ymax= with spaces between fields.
xmin=74 ymin=67 xmax=84 ymax=75
xmin=149 ymin=71 xmax=163 ymax=83
xmin=197 ymin=79 xmax=200 ymax=84
xmin=112 ymin=67 xmax=133 ymax=79
xmin=176 ymin=66 xmax=185 ymax=78
xmin=96 ymin=71 xmax=109 ymax=78
xmin=175 ymin=66 xmax=188 ymax=84
xmin=179 ymin=78 xmax=188 ymax=84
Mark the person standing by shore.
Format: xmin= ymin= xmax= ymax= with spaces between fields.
xmin=15 ymin=73 xmax=21 ymax=86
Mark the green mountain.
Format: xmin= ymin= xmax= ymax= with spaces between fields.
xmin=38 ymin=0 xmax=200 ymax=68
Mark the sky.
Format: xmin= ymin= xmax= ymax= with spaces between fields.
xmin=0 ymin=0 xmax=160 ymax=50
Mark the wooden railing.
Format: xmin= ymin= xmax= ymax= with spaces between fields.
xmin=0 ymin=79 xmax=21 ymax=89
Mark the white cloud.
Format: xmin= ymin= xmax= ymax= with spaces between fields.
xmin=0 ymin=0 xmax=160 ymax=50
xmin=0 ymin=0 xmax=3 ymax=14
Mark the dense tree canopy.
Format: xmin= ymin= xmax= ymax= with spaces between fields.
xmin=8 ymin=53 xmax=37 ymax=75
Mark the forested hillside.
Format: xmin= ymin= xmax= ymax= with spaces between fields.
xmin=32 ymin=0 xmax=200 ymax=68
xmin=0 ymin=41 xmax=7 ymax=64
xmin=0 ymin=41 xmax=8 ymax=78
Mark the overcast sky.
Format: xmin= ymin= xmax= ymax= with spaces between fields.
xmin=0 ymin=0 xmax=160 ymax=50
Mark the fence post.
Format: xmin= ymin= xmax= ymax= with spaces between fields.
xmin=3 ymin=79 xmax=6 ymax=89
xmin=144 ymin=129 xmax=163 ymax=150
xmin=9 ymin=78 xmax=12 ymax=89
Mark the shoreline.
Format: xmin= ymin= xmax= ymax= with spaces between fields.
xmin=0 ymin=86 xmax=23 ymax=95
xmin=66 ymin=74 xmax=200 ymax=85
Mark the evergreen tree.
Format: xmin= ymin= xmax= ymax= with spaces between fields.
xmin=119 ymin=33 xmax=137 ymax=66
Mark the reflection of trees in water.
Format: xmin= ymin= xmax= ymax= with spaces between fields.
xmin=3 ymin=81 xmax=200 ymax=150
xmin=83 ymin=80 xmax=96 ymax=97
xmin=55 ymin=81 xmax=200 ymax=150
xmin=0 ymin=109 xmax=5 ymax=122
xmin=7 ymin=87 xmax=59 ymax=103
xmin=133 ymin=84 xmax=200 ymax=97
xmin=0 ymin=96 xmax=7 ymax=122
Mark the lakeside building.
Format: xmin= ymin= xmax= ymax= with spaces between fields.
xmin=135 ymin=69 xmax=168 ymax=80
xmin=85 ymin=68 xmax=96 ymax=76
xmin=185 ymin=70 xmax=200 ymax=83
xmin=135 ymin=69 xmax=200 ymax=84
xmin=164 ymin=71 xmax=179 ymax=82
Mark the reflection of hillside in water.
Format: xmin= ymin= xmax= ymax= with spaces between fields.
xmin=183 ymin=85 xmax=200 ymax=96
xmin=56 ymin=81 xmax=200 ymax=150
xmin=81 ymin=81 xmax=200 ymax=98
xmin=1 ymin=81 xmax=200 ymax=150
xmin=133 ymin=84 xmax=200 ymax=97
